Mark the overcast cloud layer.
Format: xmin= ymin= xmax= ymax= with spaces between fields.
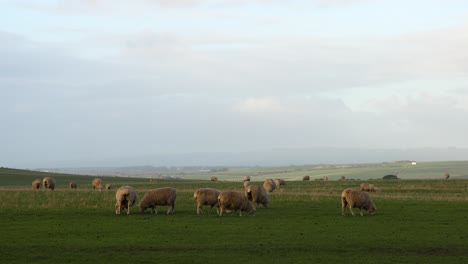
xmin=1 ymin=0 xmax=468 ymax=168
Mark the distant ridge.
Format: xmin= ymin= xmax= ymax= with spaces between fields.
xmin=27 ymin=147 xmax=468 ymax=170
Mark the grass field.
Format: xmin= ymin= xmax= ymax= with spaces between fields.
xmin=1 ymin=164 xmax=468 ymax=263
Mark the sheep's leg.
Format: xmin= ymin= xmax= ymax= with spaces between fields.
xmin=341 ymin=199 xmax=347 ymax=216
xmin=219 ymin=206 xmax=224 ymax=216
xmin=197 ymin=204 xmax=203 ymax=215
xmin=348 ymin=204 xmax=355 ymax=216
xmin=166 ymin=204 xmax=174 ymax=214
xmin=127 ymin=202 xmax=131 ymax=215
xmin=359 ymin=208 xmax=363 ymax=216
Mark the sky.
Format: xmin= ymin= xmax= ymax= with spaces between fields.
xmin=1 ymin=0 xmax=468 ymax=168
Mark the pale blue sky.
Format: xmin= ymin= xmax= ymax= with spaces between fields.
xmin=1 ymin=0 xmax=468 ymax=167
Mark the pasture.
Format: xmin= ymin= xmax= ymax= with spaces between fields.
xmin=1 ymin=166 xmax=468 ymax=263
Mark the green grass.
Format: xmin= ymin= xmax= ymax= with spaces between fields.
xmin=1 ymin=165 xmax=468 ymax=263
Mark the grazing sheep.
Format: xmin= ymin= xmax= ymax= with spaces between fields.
xmin=115 ymin=186 xmax=138 ymax=215
xmin=360 ymin=183 xmax=378 ymax=192
xmin=69 ymin=181 xmax=77 ymax=189
xmin=139 ymin=187 xmax=177 ymax=214
xmin=105 ymin=184 xmax=112 ymax=190
xmin=32 ymin=179 xmax=41 ymax=190
xmin=243 ymin=180 xmax=251 ymax=188
xmin=210 ymin=176 xmax=218 ymax=182
xmin=341 ymin=188 xmax=376 ymax=216
xmin=243 ymin=176 xmax=251 ymax=182
xmin=263 ymin=179 xmax=277 ymax=192
xmin=42 ymin=177 xmax=55 ymax=190
xmin=340 ymin=176 xmax=346 ymax=181
xmin=274 ymin=179 xmax=286 ymax=188
xmin=218 ymin=191 xmax=255 ymax=216
xmin=302 ymin=175 xmax=310 ymax=181
xmin=245 ymin=185 xmax=269 ymax=209
xmin=193 ymin=188 xmax=221 ymax=215
xmin=92 ymin=178 xmax=103 ymax=191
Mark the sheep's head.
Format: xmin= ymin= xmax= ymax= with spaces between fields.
xmin=369 ymin=203 xmax=376 ymax=215
xmin=248 ymin=208 xmax=256 ymax=216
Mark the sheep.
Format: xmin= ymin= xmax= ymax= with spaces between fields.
xmin=32 ymin=179 xmax=41 ymax=190
xmin=245 ymin=185 xmax=269 ymax=209
xmin=274 ymin=178 xmax=286 ymax=188
xmin=322 ymin=176 xmax=329 ymax=181
xmin=360 ymin=182 xmax=378 ymax=192
xmin=105 ymin=184 xmax=112 ymax=190
xmin=302 ymin=175 xmax=310 ymax=181
xmin=218 ymin=191 xmax=255 ymax=216
xmin=340 ymin=176 xmax=346 ymax=181
xmin=92 ymin=178 xmax=103 ymax=191
xmin=115 ymin=186 xmax=138 ymax=215
xmin=69 ymin=181 xmax=77 ymax=189
xmin=139 ymin=187 xmax=177 ymax=214
xmin=193 ymin=188 xmax=221 ymax=215
xmin=341 ymin=188 xmax=376 ymax=216
xmin=263 ymin=179 xmax=276 ymax=192
xmin=243 ymin=180 xmax=251 ymax=189
xmin=444 ymin=173 xmax=450 ymax=180
xmin=210 ymin=176 xmax=218 ymax=182
xmin=42 ymin=177 xmax=55 ymax=190
xmin=243 ymin=176 xmax=251 ymax=182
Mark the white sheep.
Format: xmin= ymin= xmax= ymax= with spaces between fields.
xmin=360 ymin=182 xmax=378 ymax=192
xmin=105 ymin=184 xmax=112 ymax=190
xmin=115 ymin=186 xmax=138 ymax=215
xmin=218 ymin=191 xmax=255 ymax=216
xmin=245 ymin=185 xmax=269 ymax=209
xmin=32 ymin=179 xmax=41 ymax=190
xmin=341 ymin=188 xmax=376 ymax=216
xmin=92 ymin=178 xmax=103 ymax=191
xmin=42 ymin=177 xmax=55 ymax=190
xmin=274 ymin=178 xmax=286 ymax=188
xmin=243 ymin=180 xmax=251 ymax=189
xmin=243 ymin=176 xmax=251 ymax=182
xmin=263 ymin=178 xmax=276 ymax=192
xmin=139 ymin=187 xmax=177 ymax=214
xmin=193 ymin=188 xmax=221 ymax=215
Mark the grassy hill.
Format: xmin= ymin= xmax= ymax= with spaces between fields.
xmin=2 ymin=160 xmax=468 ymax=188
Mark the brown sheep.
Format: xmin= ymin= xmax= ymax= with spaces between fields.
xmin=193 ymin=188 xmax=221 ymax=215
xmin=105 ymin=184 xmax=112 ymax=190
xmin=92 ymin=178 xmax=103 ymax=191
xmin=218 ymin=191 xmax=255 ymax=216
xmin=263 ymin=179 xmax=276 ymax=192
xmin=69 ymin=181 xmax=77 ymax=189
xmin=444 ymin=173 xmax=450 ymax=180
xmin=139 ymin=187 xmax=177 ymax=214
xmin=210 ymin=176 xmax=218 ymax=182
xmin=42 ymin=177 xmax=55 ymax=190
xmin=245 ymin=185 xmax=269 ymax=209
xmin=341 ymin=188 xmax=376 ymax=216
xmin=32 ymin=179 xmax=41 ymax=190
xmin=115 ymin=186 xmax=138 ymax=215
xmin=302 ymin=175 xmax=310 ymax=181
